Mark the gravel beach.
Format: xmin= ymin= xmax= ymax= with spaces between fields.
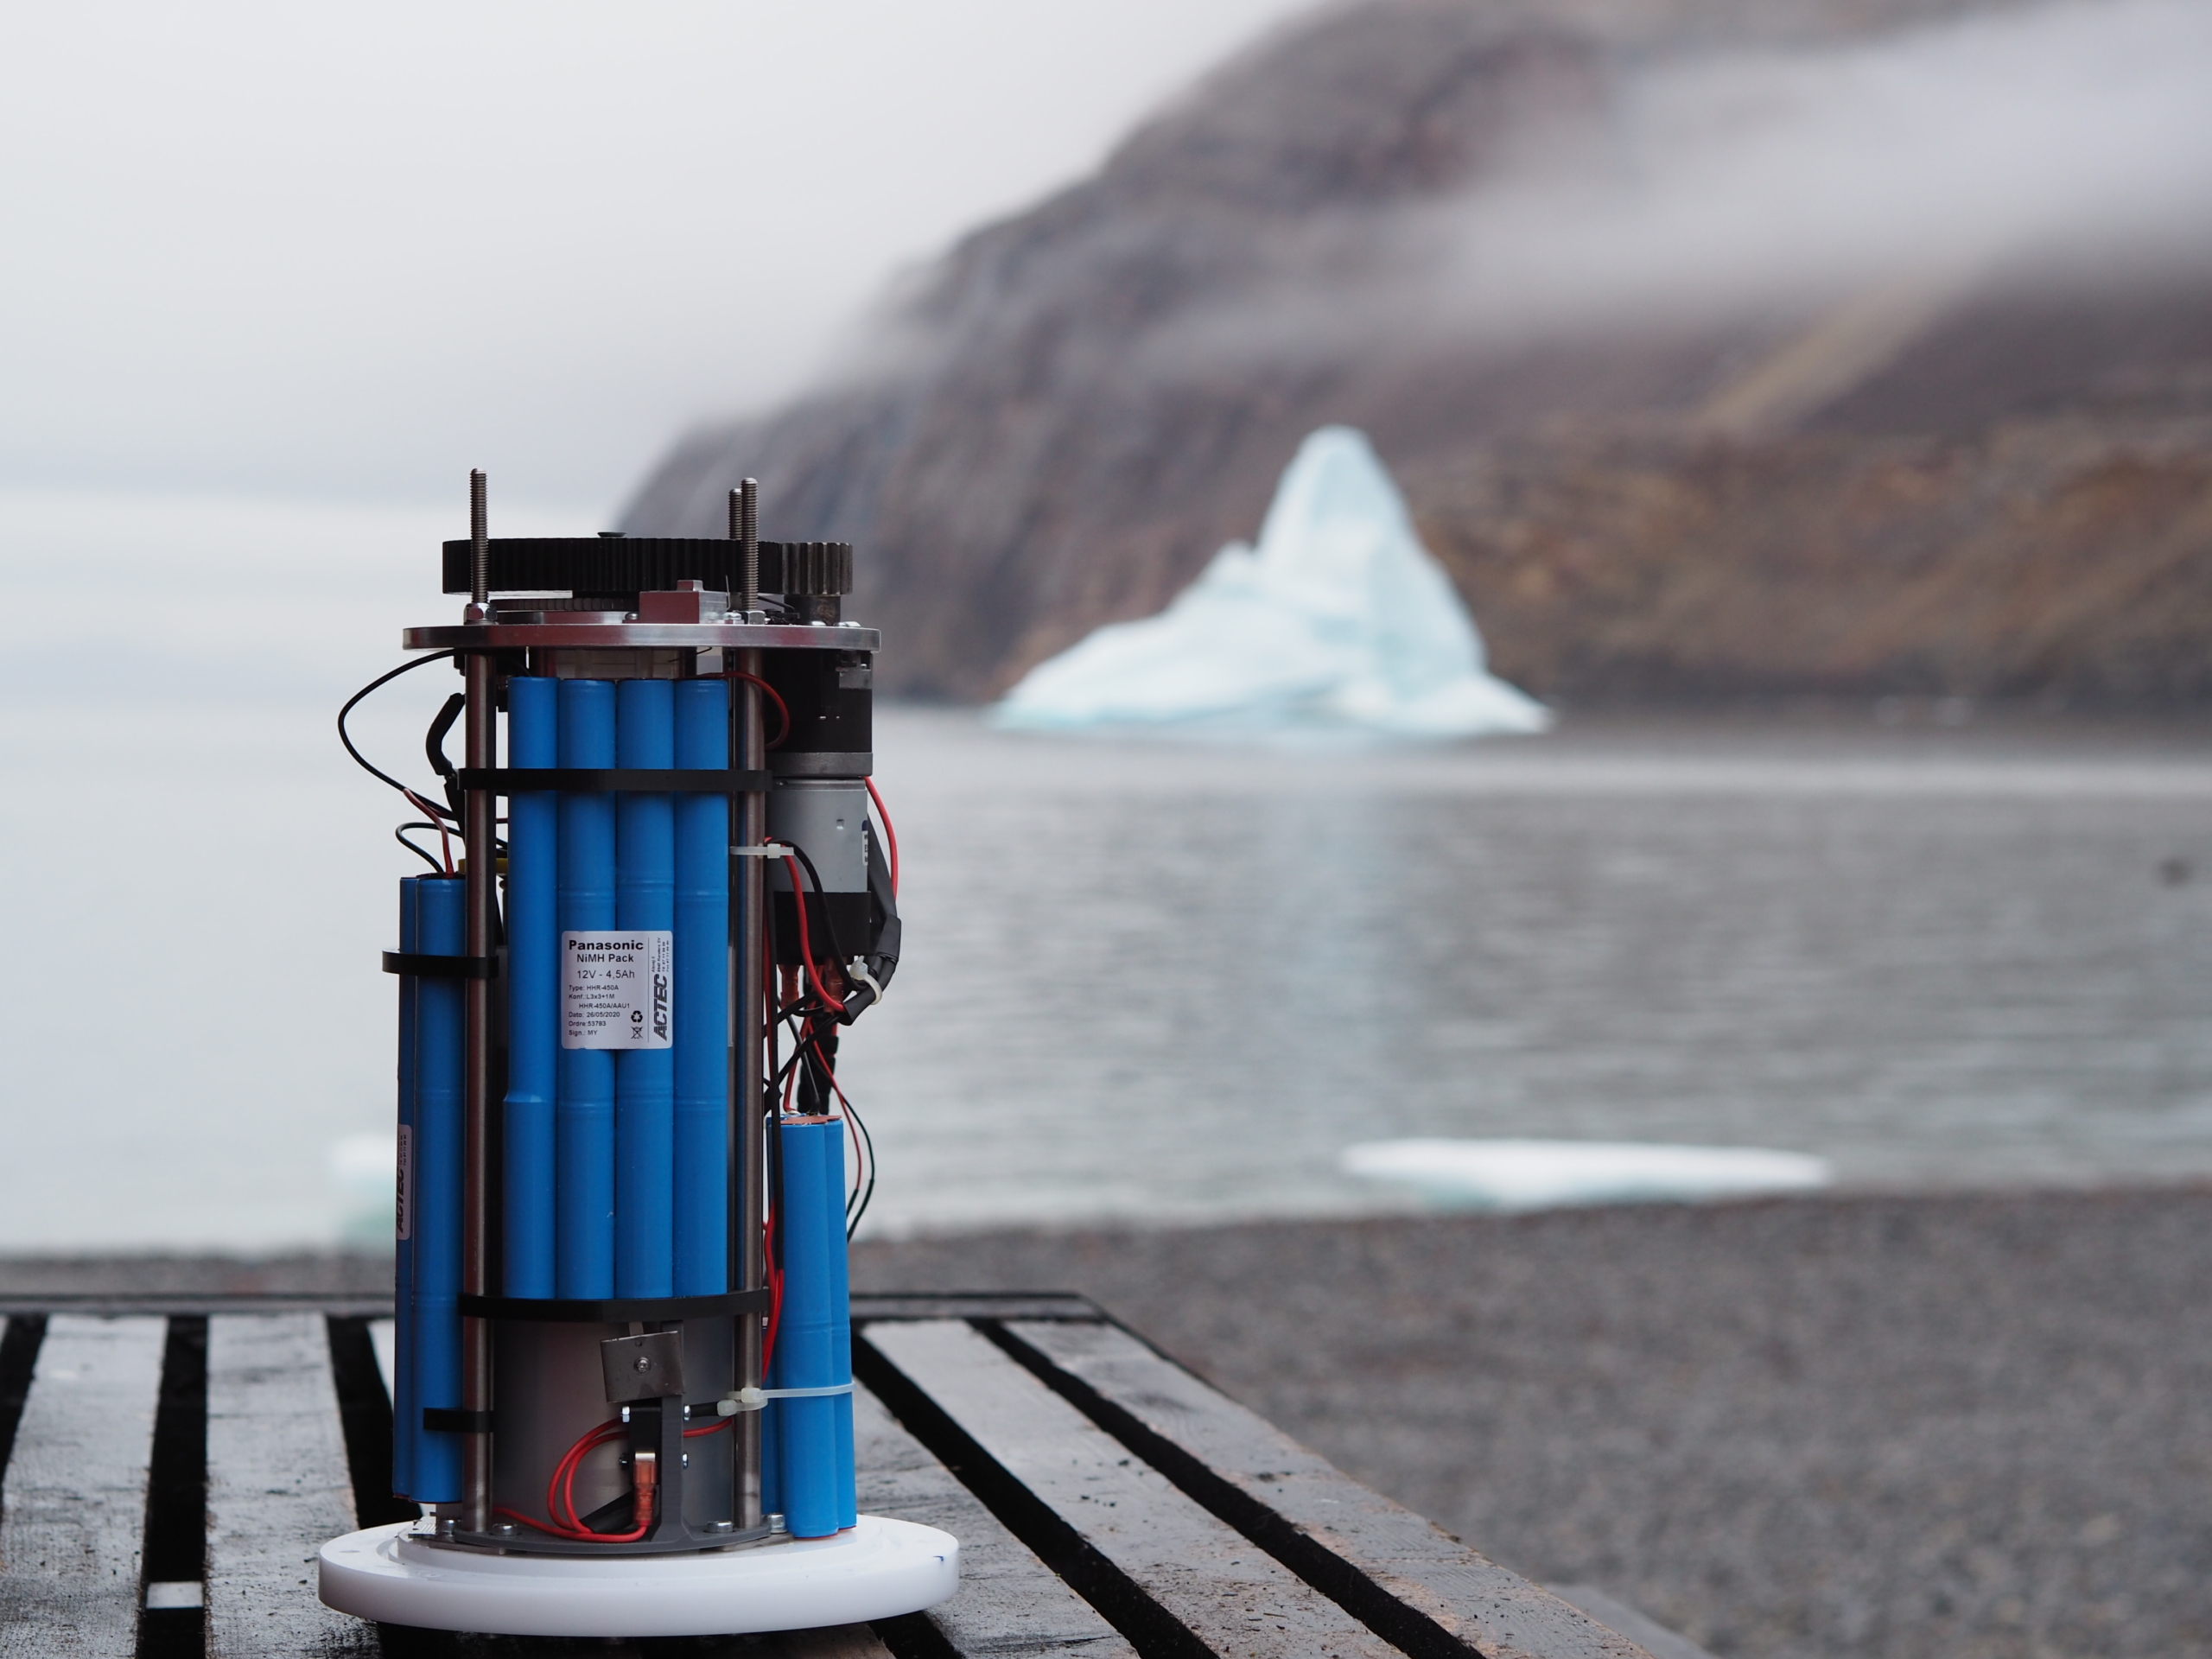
xmin=850 ymin=1190 xmax=2212 ymax=1659
xmin=6 ymin=1188 xmax=2208 ymax=1659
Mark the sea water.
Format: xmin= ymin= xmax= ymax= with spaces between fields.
xmin=842 ymin=710 xmax=2212 ymax=1233
xmin=3 ymin=488 xmax=2211 ymax=1249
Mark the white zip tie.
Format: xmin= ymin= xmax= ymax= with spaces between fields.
xmin=729 ymin=844 xmax=793 ymax=858
xmin=716 ymin=1382 xmax=855 ymax=1415
xmin=849 ymin=959 xmax=887 ymax=1006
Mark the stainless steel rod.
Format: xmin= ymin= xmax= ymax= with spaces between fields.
xmin=734 ymin=650 xmax=766 ymax=1528
xmin=460 ymin=645 xmax=497 ymax=1534
xmin=730 ymin=478 xmax=767 ymax=1528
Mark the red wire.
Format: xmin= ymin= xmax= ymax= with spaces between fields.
xmin=778 ymin=850 xmax=846 ymax=1014
xmin=495 ymin=1506 xmax=587 ymax=1538
xmin=767 ymin=1032 xmax=794 ymax=1368
xmin=808 ymin=1033 xmax=855 ymax=1116
xmin=763 ymin=1206 xmax=784 ymax=1373
xmin=863 ymin=778 xmax=898 ymax=897
xmin=785 ymin=1019 xmax=860 ymax=1212
xmin=709 ymin=671 xmax=791 ymax=749
xmin=493 ymin=1417 xmax=646 ymax=1541
xmin=551 ymin=1427 xmax=615 ymax=1531
xmin=802 ymin=1029 xmax=865 ymax=1212
xmin=560 ymin=1425 xmax=645 ymax=1539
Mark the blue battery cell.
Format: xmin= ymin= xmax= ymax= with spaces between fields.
xmin=556 ymin=679 xmax=618 ymax=1300
xmin=760 ymin=1386 xmax=784 ymax=1522
xmin=672 ymin=678 xmax=730 ymax=1296
xmin=615 ymin=678 xmax=676 ymax=1299
xmin=826 ymin=1122 xmax=856 ymax=1531
xmin=410 ymin=874 xmax=467 ymax=1503
xmin=391 ymin=878 xmax=419 ymax=1500
xmin=767 ymin=1116 xmax=854 ymax=1538
xmin=502 ymin=676 xmax=558 ymax=1299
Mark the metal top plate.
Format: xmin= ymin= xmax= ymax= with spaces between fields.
xmin=403 ymin=621 xmax=880 ymax=651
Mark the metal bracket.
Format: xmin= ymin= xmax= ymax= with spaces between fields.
xmin=601 ymin=1331 xmax=686 ymax=1403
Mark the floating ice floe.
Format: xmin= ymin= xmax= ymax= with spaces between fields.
xmin=992 ymin=426 xmax=1549 ymax=739
xmin=1339 ymin=1138 xmax=1834 ymax=1211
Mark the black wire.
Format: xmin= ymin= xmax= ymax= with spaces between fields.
xmin=339 ymin=651 xmax=460 ymax=820
xmin=775 ymin=1013 xmax=820 ymax=1088
xmin=779 ymin=1008 xmax=837 ymax=1117
xmin=781 ymin=842 xmax=851 ymax=975
xmin=766 ymin=1081 xmax=786 ymax=1276
xmin=394 ymin=823 xmax=447 ymax=872
xmin=779 ymin=987 xmax=877 ymax=1237
xmin=779 ymin=1052 xmax=814 ymax=1106
xmin=426 ymin=691 xmax=467 ymax=819
xmin=784 ymin=1011 xmax=825 ymax=1116
xmin=783 ymin=1013 xmax=873 ymax=1236
xmin=766 ymin=992 xmax=785 ymax=1108
xmin=844 ymin=1091 xmax=875 ymax=1240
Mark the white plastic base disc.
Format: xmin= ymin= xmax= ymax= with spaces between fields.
xmin=318 ymin=1516 xmax=958 ymax=1637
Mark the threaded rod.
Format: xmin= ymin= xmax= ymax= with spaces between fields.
xmin=468 ymin=469 xmax=489 ymax=607
xmin=738 ymin=477 xmax=760 ymax=614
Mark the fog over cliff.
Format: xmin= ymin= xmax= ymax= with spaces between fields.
xmin=623 ymin=0 xmax=2212 ymax=705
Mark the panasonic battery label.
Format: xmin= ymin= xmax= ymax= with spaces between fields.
xmin=562 ymin=931 xmax=674 ymax=1050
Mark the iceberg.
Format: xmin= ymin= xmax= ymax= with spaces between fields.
xmin=1339 ymin=1139 xmax=1834 ymax=1212
xmin=992 ymin=426 xmax=1549 ymax=738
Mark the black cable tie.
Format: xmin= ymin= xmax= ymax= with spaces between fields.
xmin=454 ymin=1288 xmax=770 ymax=1323
xmin=422 ymin=1408 xmax=493 ymax=1434
xmin=381 ymin=951 xmax=499 ymax=980
xmin=454 ymin=767 xmax=771 ymax=794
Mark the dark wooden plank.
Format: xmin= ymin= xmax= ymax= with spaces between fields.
xmin=458 ymin=1624 xmax=888 ymax=1658
xmin=1001 ymin=1319 xmax=1650 ymax=1659
xmin=447 ymin=1618 xmax=889 ymax=1656
xmin=865 ymin=1319 xmax=1399 ymax=1659
xmin=206 ymin=1314 xmax=378 ymax=1656
xmin=855 ymin=1294 xmax=1102 ymax=1324
xmin=0 ymin=1314 xmax=167 ymax=1656
xmin=751 ymin=1626 xmax=897 ymax=1658
xmin=1546 ymin=1587 xmax=1717 ymax=1659
xmin=0 ymin=1296 xmax=393 ymax=1319
xmin=854 ymin=1377 xmax=1136 ymax=1659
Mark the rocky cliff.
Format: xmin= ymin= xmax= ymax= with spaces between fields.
xmin=620 ymin=0 xmax=2212 ymax=705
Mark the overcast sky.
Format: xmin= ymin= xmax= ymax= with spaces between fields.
xmin=0 ymin=1 xmax=1313 ymax=512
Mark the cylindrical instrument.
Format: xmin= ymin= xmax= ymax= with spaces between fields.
xmin=370 ymin=519 xmax=893 ymax=1556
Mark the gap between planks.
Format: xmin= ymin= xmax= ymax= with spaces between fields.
xmin=996 ymin=1319 xmax=1653 ymax=1659
xmin=867 ymin=1317 xmax=1402 ymax=1659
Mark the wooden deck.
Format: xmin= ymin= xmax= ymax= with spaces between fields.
xmin=0 ymin=1294 xmax=1708 ymax=1658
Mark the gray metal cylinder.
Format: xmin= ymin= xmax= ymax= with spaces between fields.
xmin=766 ymin=779 xmax=868 ymax=893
